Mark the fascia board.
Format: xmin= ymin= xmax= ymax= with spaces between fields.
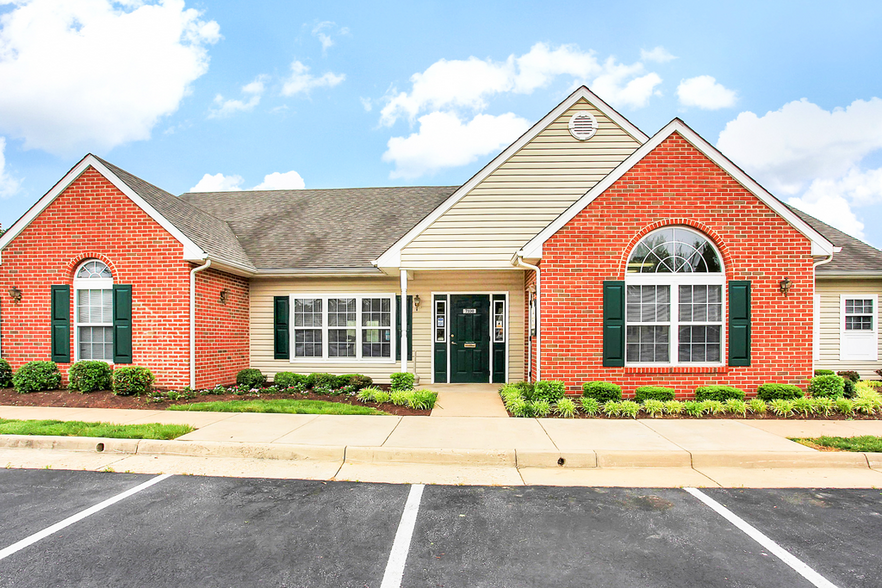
xmin=372 ymin=86 xmax=649 ymax=268
xmin=522 ymin=119 xmax=835 ymax=259
xmin=0 ymin=155 xmax=207 ymax=263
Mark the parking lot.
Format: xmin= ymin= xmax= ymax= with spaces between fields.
xmin=1 ymin=469 xmax=880 ymax=587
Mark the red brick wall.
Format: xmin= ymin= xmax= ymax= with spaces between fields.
xmin=194 ymin=267 xmax=249 ymax=388
xmin=1 ymin=167 xmax=190 ymax=388
xmin=538 ymin=132 xmax=815 ymax=398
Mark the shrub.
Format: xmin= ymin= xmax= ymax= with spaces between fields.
xmin=273 ymin=372 xmax=306 ymax=388
xmin=814 ymin=369 xmax=835 ymax=376
xmin=748 ymin=398 xmax=767 ymax=414
xmin=582 ymin=381 xmax=622 ymax=403
xmin=68 ymin=360 xmax=112 ymax=393
xmin=701 ymin=400 xmax=726 ymax=415
xmin=642 ymin=399 xmax=665 ymax=417
xmin=603 ymin=401 xmax=623 ymax=417
xmin=769 ymin=399 xmax=794 ymax=417
xmin=876 ymin=368 xmax=882 ymax=379
xmin=509 ymin=397 xmax=532 ymax=418
xmin=336 ymin=374 xmax=373 ymax=391
xmin=530 ymin=399 xmax=552 ymax=417
xmin=854 ymin=396 xmax=878 ymax=415
xmin=725 ymin=399 xmax=748 ymax=417
xmin=634 ymin=386 xmax=675 ymax=402
xmin=533 ymin=380 xmax=565 ymax=402
xmin=514 ymin=381 xmax=535 ymax=398
xmin=682 ymin=401 xmax=705 ymax=418
xmin=811 ymin=397 xmax=834 ymax=416
xmin=112 ymin=366 xmax=154 ymax=396
xmin=843 ymin=378 xmax=856 ymax=399
xmin=808 ymin=375 xmax=845 ymax=399
xmin=837 ymin=370 xmax=860 ymax=383
xmin=835 ymin=398 xmax=855 ymax=416
xmin=357 ymin=387 xmax=379 ymax=403
xmin=695 ymin=385 xmax=745 ymax=402
xmin=620 ymin=400 xmax=641 ymax=419
xmin=756 ymin=383 xmax=804 ymax=401
xmin=236 ymin=368 xmax=266 ymax=389
xmin=390 ymin=372 xmax=415 ymax=392
xmin=793 ymin=397 xmax=814 ymax=417
xmin=580 ymin=396 xmax=600 ymax=416
xmin=408 ymin=390 xmax=438 ymax=410
xmin=390 ymin=391 xmax=410 ymax=406
xmin=0 ymin=358 xmax=12 ymax=388
xmin=373 ymin=390 xmax=391 ymax=404
xmin=13 ymin=361 xmax=62 ymax=394
xmin=555 ymin=398 xmax=578 ymax=418
xmin=306 ymin=373 xmax=336 ymax=389
xmin=663 ymin=400 xmax=683 ymax=415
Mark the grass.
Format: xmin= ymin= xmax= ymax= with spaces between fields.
xmin=0 ymin=418 xmax=192 ymax=440
xmin=791 ymin=435 xmax=882 ymax=453
xmin=167 ymin=398 xmax=387 ymax=415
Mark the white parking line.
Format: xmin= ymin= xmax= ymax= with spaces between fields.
xmin=0 ymin=473 xmax=172 ymax=561
xmin=380 ymin=483 xmax=425 ymax=588
xmin=685 ymin=488 xmax=839 ymax=588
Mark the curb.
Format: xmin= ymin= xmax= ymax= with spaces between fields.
xmin=690 ymin=450 xmax=870 ymax=469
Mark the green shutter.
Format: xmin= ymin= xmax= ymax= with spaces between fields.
xmin=273 ymin=296 xmax=290 ymax=360
xmin=728 ymin=281 xmax=751 ymax=367
xmin=112 ymin=285 xmax=133 ymax=364
xmin=602 ymin=281 xmax=625 ymax=367
xmin=50 ymin=285 xmax=71 ymax=363
xmin=396 ymin=295 xmax=413 ymax=361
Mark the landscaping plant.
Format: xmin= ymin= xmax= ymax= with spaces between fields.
xmin=390 ymin=391 xmax=410 ymax=406
xmin=12 ymin=361 xmax=62 ymax=394
xmin=808 ymin=375 xmax=846 ymax=399
xmin=619 ymin=400 xmax=640 ymax=419
xmin=390 ymin=372 xmax=415 ymax=392
xmin=530 ymin=399 xmax=552 ymax=417
xmin=603 ymin=401 xmax=623 ymax=417
xmin=756 ymin=383 xmax=804 ymax=401
xmin=835 ymin=398 xmax=855 ymax=416
xmin=357 ymin=387 xmax=379 ymax=403
xmin=236 ymin=368 xmax=267 ymax=389
xmin=634 ymin=386 xmax=675 ymax=402
xmin=810 ymin=397 xmax=835 ymax=416
xmin=694 ymin=385 xmax=745 ymax=402
xmin=814 ymin=369 xmax=835 ymax=376
xmin=642 ymin=399 xmax=665 ymax=418
xmin=724 ymin=399 xmax=748 ymax=417
xmin=580 ymin=396 xmax=600 ymax=416
xmin=748 ymin=399 xmax=767 ymax=414
xmin=0 ymin=358 xmax=12 ymax=388
xmin=533 ymin=380 xmax=565 ymax=402
xmin=68 ymin=360 xmax=112 ymax=393
xmin=273 ymin=372 xmax=306 ymax=388
xmin=836 ymin=370 xmax=860 ymax=383
xmin=769 ymin=399 xmax=795 ymax=417
xmin=663 ymin=400 xmax=683 ymax=415
xmin=554 ymin=398 xmax=578 ymax=418
xmin=793 ymin=396 xmax=815 ymax=417
xmin=682 ymin=401 xmax=705 ymax=418
xmin=306 ymin=373 xmax=337 ymax=389
xmin=407 ymin=390 xmax=438 ymax=410
xmin=701 ymin=400 xmax=726 ymax=415
xmin=112 ymin=366 xmax=154 ymax=396
xmin=582 ymin=381 xmax=622 ymax=403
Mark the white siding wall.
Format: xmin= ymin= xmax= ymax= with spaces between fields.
xmin=400 ymin=98 xmax=642 ymax=269
xmin=250 ymin=271 xmax=525 ymax=384
xmin=816 ymin=278 xmax=882 ymax=378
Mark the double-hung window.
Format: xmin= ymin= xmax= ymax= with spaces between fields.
xmin=74 ymin=260 xmax=114 ymax=362
xmin=625 ymin=227 xmax=725 ymax=366
xmin=292 ymin=295 xmax=394 ymax=360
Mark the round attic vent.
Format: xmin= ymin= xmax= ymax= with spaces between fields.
xmin=568 ymin=112 xmax=598 ymax=141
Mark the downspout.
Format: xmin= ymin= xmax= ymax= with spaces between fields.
xmin=190 ymin=259 xmax=212 ymax=389
xmin=400 ymin=270 xmax=408 ymax=374
xmin=811 ymin=250 xmax=836 ymax=369
xmin=514 ymin=255 xmax=540 ymax=382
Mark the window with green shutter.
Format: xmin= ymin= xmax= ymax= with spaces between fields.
xmin=50 ymin=285 xmax=71 ymax=363
xmin=602 ymin=281 xmax=625 ymax=367
xmin=112 ymin=284 xmax=132 ymax=364
xmin=728 ymin=281 xmax=751 ymax=366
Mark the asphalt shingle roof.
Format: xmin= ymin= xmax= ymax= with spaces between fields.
xmin=787 ymin=204 xmax=882 ymax=274
xmin=180 ymin=186 xmax=457 ymax=270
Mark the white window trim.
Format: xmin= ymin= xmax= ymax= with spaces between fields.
xmin=72 ymin=261 xmax=114 ymax=364
xmin=624 ymin=273 xmax=727 ymax=368
xmin=288 ymin=293 xmax=397 ymax=363
xmin=839 ymin=294 xmax=878 ymax=361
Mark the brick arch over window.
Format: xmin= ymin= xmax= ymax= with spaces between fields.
xmin=64 ymin=253 xmax=121 ymax=283
xmin=616 ymin=218 xmax=734 ymax=280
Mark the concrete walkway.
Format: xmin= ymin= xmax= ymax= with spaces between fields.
xmin=427 ymin=384 xmax=508 ymax=417
xmin=2 ymin=405 xmax=882 ymax=487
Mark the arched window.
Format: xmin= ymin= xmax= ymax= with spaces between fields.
xmin=74 ymin=260 xmax=114 ymax=361
xmin=625 ymin=228 xmax=725 ymax=365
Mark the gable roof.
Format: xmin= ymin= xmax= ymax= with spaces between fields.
xmin=181 ymin=186 xmax=456 ymax=272
xmin=519 ymin=118 xmax=836 ymax=260
xmin=372 ymin=85 xmax=649 ymax=269
xmin=787 ymin=205 xmax=882 ymax=275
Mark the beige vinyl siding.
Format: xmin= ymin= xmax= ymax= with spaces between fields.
xmin=815 ymin=278 xmax=882 ymax=379
xmin=250 ymin=271 xmax=525 ymax=384
xmin=401 ymin=98 xmax=642 ymax=269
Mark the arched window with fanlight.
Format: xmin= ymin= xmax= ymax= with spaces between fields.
xmin=73 ymin=260 xmax=115 ymax=361
xmin=624 ymin=227 xmax=725 ymax=365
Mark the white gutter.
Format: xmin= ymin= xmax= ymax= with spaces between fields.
xmin=400 ymin=270 xmax=408 ymax=374
xmin=514 ymin=254 xmax=540 ymax=381
xmin=190 ymin=259 xmax=212 ymax=389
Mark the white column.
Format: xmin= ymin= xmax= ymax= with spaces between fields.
xmin=400 ymin=270 xmax=408 ymax=374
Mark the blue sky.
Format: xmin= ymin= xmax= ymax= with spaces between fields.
xmin=1 ymin=0 xmax=881 ymax=247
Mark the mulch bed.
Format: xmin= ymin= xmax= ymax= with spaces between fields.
xmin=0 ymin=387 xmax=429 ymax=417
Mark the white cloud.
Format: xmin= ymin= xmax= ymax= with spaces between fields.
xmin=208 ymin=76 xmax=266 ymax=118
xmin=189 ymin=172 xmax=244 ymax=192
xmin=311 ymin=21 xmax=347 ymax=53
xmin=640 ymin=46 xmax=676 ymax=63
xmin=717 ymin=98 xmax=882 ymax=195
xmin=677 ymin=76 xmax=737 ymax=110
xmin=788 ymin=193 xmax=866 ymax=241
xmin=0 ymin=0 xmax=220 ymax=156
xmin=252 ymin=170 xmax=305 ymax=190
xmin=360 ymin=97 xmax=373 ymax=112
xmin=379 ymin=43 xmax=661 ymax=126
xmin=281 ymin=60 xmax=345 ymax=96
xmin=0 ymin=137 xmax=21 ymax=199
xmin=382 ymin=111 xmax=530 ymax=179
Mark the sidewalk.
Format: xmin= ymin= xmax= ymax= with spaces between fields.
xmin=2 ymin=405 xmax=882 ymax=488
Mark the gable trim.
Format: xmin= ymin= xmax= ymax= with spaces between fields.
xmin=520 ymin=118 xmax=835 ymax=259
xmin=372 ymin=85 xmax=650 ymax=270
xmin=0 ymin=155 xmax=207 ymax=263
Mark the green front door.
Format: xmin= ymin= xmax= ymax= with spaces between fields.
xmin=450 ymin=294 xmax=491 ymax=383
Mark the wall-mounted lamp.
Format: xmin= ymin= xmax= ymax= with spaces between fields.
xmin=413 ymin=294 xmax=421 ymax=312
xmin=8 ymin=287 xmax=22 ymax=304
xmin=219 ymin=289 xmax=228 ymax=305
xmin=779 ymin=277 xmax=792 ymax=297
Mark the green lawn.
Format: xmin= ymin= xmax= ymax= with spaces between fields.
xmin=0 ymin=419 xmax=193 ymax=440
xmin=167 ymin=399 xmax=387 ymax=415
xmin=792 ymin=435 xmax=882 ymax=452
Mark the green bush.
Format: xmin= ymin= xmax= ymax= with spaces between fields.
xmin=305 ymin=373 xmax=337 ymax=389
xmin=68 ymin=360 xmax=112 ymax=393
xmin=530 ymin=399 xmax=552 ymax=417
xmin=373 ymin=390 xmax=391 ymax=404
xmin=12 ymin=361 xmax=62 ymax=394
xmin=603 ymin=401 xmax=623 ymax=417
xmin=390 ymin=390 xmax=409 ymax=406
xmin=408 ymin=390 xmax=438 ymax=410
xmin=0 ymin=358 xmax=12 ymax=388
xmin=642 ymin=399 xmax=665 ymax=417
xmin=814 ymin=369 xmax=835 ymax=376
xmin=664 ymin=400 xmax=684 ymax=415
xmin=808 ymin=375 xmax=846 ymax=399
xmin=843 ymin=378 xmax=856 ymax=399
xmin=357 ymin=387 xmax=379 ymax=403
xmin=112 ymin=366 xmax=154 ymax=396
xmin=702 ymin=400 xmax=726 ymax=415
xmin=236 ymin=368 xmax=266 ymax=388
xmin=694 ymin=385 xmax=745 ymax=402
xmin=390 ymin=372 xmax=415 ymax=392
xmin=748 ymin=398 xmax=767 ymax=414
xmin=335 ymin=374 xmax=373 ymax=391
xmin=582 ymin=381 xmax=622 ymax=403
xmin=756 ymin=383 xmax=804 ymax=401
xmin=769 ymin=399 xmax=795 ymax=417
xmin=725 ymin=399 xmax=748 ymax=417
xmin=273 ymin=372 xmax=306 ymax=388
xmin=555 ymin=398 xmax=578 ymax=418
xmin=533 ymin=380 xmax=565 ymax=402
xmin=634 ymin=386 xmax=675 ymax=402
xmin=514 ymin=381 xmax=535 ymax=398
xmin=620 ymin=400 xmax=641 ymax=419
xmin=682 ymin=401 xmax=705 ymax=417
xmin=836 ymin=370 xmax=860 ymax=383
xmin=580 ymin=396 xmax=600 ymax=415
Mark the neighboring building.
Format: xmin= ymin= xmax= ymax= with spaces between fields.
xmin=0 ymin=87 xmax=879 ymax=395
